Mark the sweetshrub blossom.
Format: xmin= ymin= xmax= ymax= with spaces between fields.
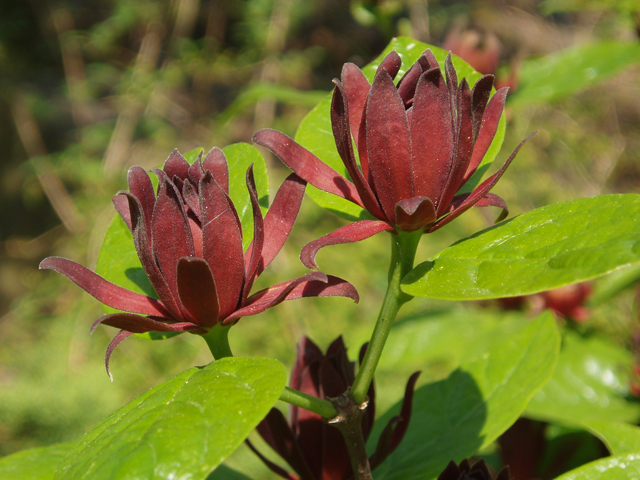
xmin=437 ymin=459 xmax=512 ymax=480
xmin=254 ymin=50 xmax=533 ymax=269
xmin=248 ymin=336 xmax=420 ymax=480
xmin=40 ymin=149 xmax=358 ymax=375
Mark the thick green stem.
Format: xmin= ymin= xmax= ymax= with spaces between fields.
xmin=280 ymin=386 xmax=338 ymax=418
xmin=202 ymin=324 xmax=233 ymax=360
xmin=351 ymin=231 xmax=421 ymax=404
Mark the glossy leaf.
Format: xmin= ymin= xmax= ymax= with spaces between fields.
xmin=294 ymin=36 xmax=505 ymax=220
xmin=0 ymin=443 xmax=74 ymax=480
xmin=54 ymin=357 xmax=286 ymax=480
xmin=525 ymin=331 xmax=640 ymax=425
xmin=403 ymin=195 xmax=640 ymax=300
xmin=584 ymin=421 xmax=640 ymax=456
xmin=95 ymin=143 xmax=268 ymax=327
xmin=553 ymin=453 xmax=640 ymax=480
xmin=510 ymin=41 xmax=640 ymax=107
xmin=369 ymin=312 xmax=560 ymax=480
xmin=206 ymin=465 xmax=253 ymax=480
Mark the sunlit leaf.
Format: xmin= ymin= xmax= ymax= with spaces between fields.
xmin=584 ymin=421 xmax=640 ymax=456
xmin=54 ymin=357 xmax=286 ymax=480
xmin=553 ymin=453 xmax=640 ymax=480
xmin=0 ymin=443 xmax=74 ymax=480
xmin=403 ymin=195 xmax=640 ymax=300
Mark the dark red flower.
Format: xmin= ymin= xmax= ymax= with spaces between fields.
xmin=437 ymin=459 xmax=512 ymax=480
xmin=40 ymin=149 xmax=358 ymax=375
xmin=248 ymin=336 xmax=420 ymax=480
xmin=254 ymin=50 xmax=534 ymax=269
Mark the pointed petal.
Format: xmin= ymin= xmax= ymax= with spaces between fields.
xmin=301 ymin=220 xmax=394 ymax=270
xmin=281 ymin=275 xmax=359 ymax=303
xmin=394 ymin=197 xmax=436 ymax=232
xmin=366 ymin=68 xmax=413 ymax=221
xmin=200 ymin=171 xmax=245 ymax=318
xmin=369 ymin=416 xmax=401 ymax=470
xmin=152 ymin=179 xmax=197 ymax=315
xmin=177 ymin=257 xmax=220 ymax=328
xmin=255 ymin=409 xmax=316 ymax=480
xmin=163 ymin=149 xmax=190 ymax=181
xmin=332 ymin=80 xmax=386 ymax=220
xmin=422 ymin=49 xmax=439 ymax=69
xmin=396 ymin=61 xmax=424 ymax=106
xmin=341 ymin=63 xmax=371 ymax=146
xmin=245 ymin=440 xmax=301 ymax=480
xmin=437 ymin=461 xmax=461 ymax=480
xmin=39 ymin=257 xmax=171 ymax=317
xmin=444 ymin=52 xmax=458 ymax=98
xmin=203 ymin=147 xmax=229 ymax=195
xmin=475 ymin=192 xmax=509 ymax=222
xmin=104 ymin=330 xmax=132 ymax=381
xmin=182 ymin=179 xmax=201 ymax=219
xmin=127 ymin=166 xmax=156 ymax=240
xmin=253 ymin=129 xmax=364 ymax=208
xmin=243 ymin=165 xmax=265 ymax=299
xmin=463 ymin=87 xmax=508 ymax=184
xmin=223 ymin=272 xmax=327 ymax=323
xmin=188 ymin=155 xmax=205 ymax=186
xmin=377 ymin=50 xmax=402 ymax=80
xmin=91 ymin=312 xmax=202 ymax=334
xmin=259 ymin=173 xmax=305 ymax=274
xmin=411 ymin=68 xmax=454 ymax=206
xmin=112 ymin=194 xmax=132 ymax=231
xmin=470 ymin=75 xmax=495 ymax=141
xmin=430 ymin=132 xmax=536 ymax=232
xmin=439 ymin=78 xmax=473 ymax=212
xmin=120 ymin=192 xmax=184 ymax=319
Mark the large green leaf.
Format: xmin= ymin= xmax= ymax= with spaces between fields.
xmin=509 ymin=41 xmax=640 ymax=107
xmin=294 ymin=36 xmax=506 ymax=221
xmin=526 ymin=331 xmax=640 ymax=425
xmin=402 ymin=195 xmax=640 ymax=300
xmin=0 ymin=443 xmax=74 ymax=480
xmin=54 ymin=357 xmax=286 ymax=480
xmin=553 ymin=453 xmax=640 ymax=480
xmin=584 ymin=421 xmax=640 ymax=456
xmin=370 ymin=312 xmax=560 ymax=480
xmin=95 ymin=142 xmax=268 ymax=320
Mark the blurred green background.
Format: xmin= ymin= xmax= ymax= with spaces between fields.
xmin=1 ymin=0 xmax=640 ymax=478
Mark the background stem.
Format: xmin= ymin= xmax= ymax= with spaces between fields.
xmin=279 ymin=386 xmax=338 ymax=418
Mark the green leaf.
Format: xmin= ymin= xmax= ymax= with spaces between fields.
xmin=54 ymin=357 xmax=286 ymax=480
xmin=95 ymin=143 xmax=269 ymax=326
xmin=294 ymin=36 xmax=506 ymax=221
xmin=509 ymin=41 xmax=640 ymax=107
xmin=370 ymin=312 xmax=560 ymax=480
xmin=0 ymin=443 xmax=74 ymax=480
xmin=205 ymin=464 xmax=253 ymax=480
xmin=584 ymin=421 xmax=640 ymax=456
xmin=403 ymin=195 xmax=640 ymax=300
xmin=553 ymin=453 xmax=640 ymax=480
xmin=525 ymin=331 xmax=640 ymax=425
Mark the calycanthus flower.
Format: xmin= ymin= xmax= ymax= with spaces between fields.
xmin=40 ymin=149 xmax=358 ymax=376
xmin=248 ymin=336 xmax=420 ymax=480
xmin=437 ymin=459 xmax=512 ymax=480
xmin=254 ymin=49 xmax=534 ymax=269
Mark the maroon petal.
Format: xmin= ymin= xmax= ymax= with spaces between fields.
xmin=258 ymin=173 xmax=305 ymax=277
xmin=127 ymin=166 xmax=156 ymax=240
xmin=163 ymin=149 xmax=190 ymax=181
xmin=475 ymin=192 xmax=509 ymax=221
xmin=430 ymin=132 xmax=536 ymax=232
xmin=377 ymin=50 xmax=402 ymax=80
xmin=470 ymin=75 xmax=495 ymax=141
xmin=332 ymin=80 xmax=386 ymax=220
xmin=120 ymin=192 xmax=184 ymax=319
xmin=422 ymin=49 xmax=439 ymax=70
xmin=203 ymin=147 xmax=229 ymax=195
xmin=301 ymin=220 xmax=394 ymax=270
xmin=463 ymin=87 xmax=508 ymax=185
xmin=444 ymin=53 xmax=458 ymax=103
xmin=396 ymin=61 xmax=424 ymax=107
xmin=151 ymin=179 xmax=197 ymax=315
xmin=411 ymin=68 xmax=454 ymax=207
xmin=177 ymin=257 xmax=220 ymax=328
xmin=182 ymin=179 xmax=202 ymax=219
xmin=112 ymin=194 xmax=132 ymax=231
xmin=341 ymin=62 xmax=371 ymax=147
xmin=104 ymin=330 xmax=132 ymax=381
xmin=242 ymin=165 xmax=265 ymax=300
xmin=394 ymin=197 xmax=436 ymax=232
xmin=253 ymin=129 xmax=364 ymax=208
xmin=222 ymin=272 xmax=328 ymax=324
xmin=91 ymin=312 xmax=202 ymax=334
xmin=439 ymin=78 xmax=473 ymax=211
xmin=188 ymin=157 xmax=205 ymax=186
xmin=254 ymin=409 xmax=316 ymax=480
xmin=39 ymin=257 xmax=171 ymax=317
xmin=365 ymin=68 xmax=413 ymax=222
xmin=199 ymin=171 xmax=245 ymax=319
xmin=245 ymin=440 xmax=301 ymax=480
xmin=281 ymin=275 xmax=359 ymax=304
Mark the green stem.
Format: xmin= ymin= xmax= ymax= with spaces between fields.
xmin=202 ymin=324 xmax=234 ymax=360
xmin=279 ymin=386 xmax=338 ymax=418
xmin=351 ymin=231 xmax=421 ymax=404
